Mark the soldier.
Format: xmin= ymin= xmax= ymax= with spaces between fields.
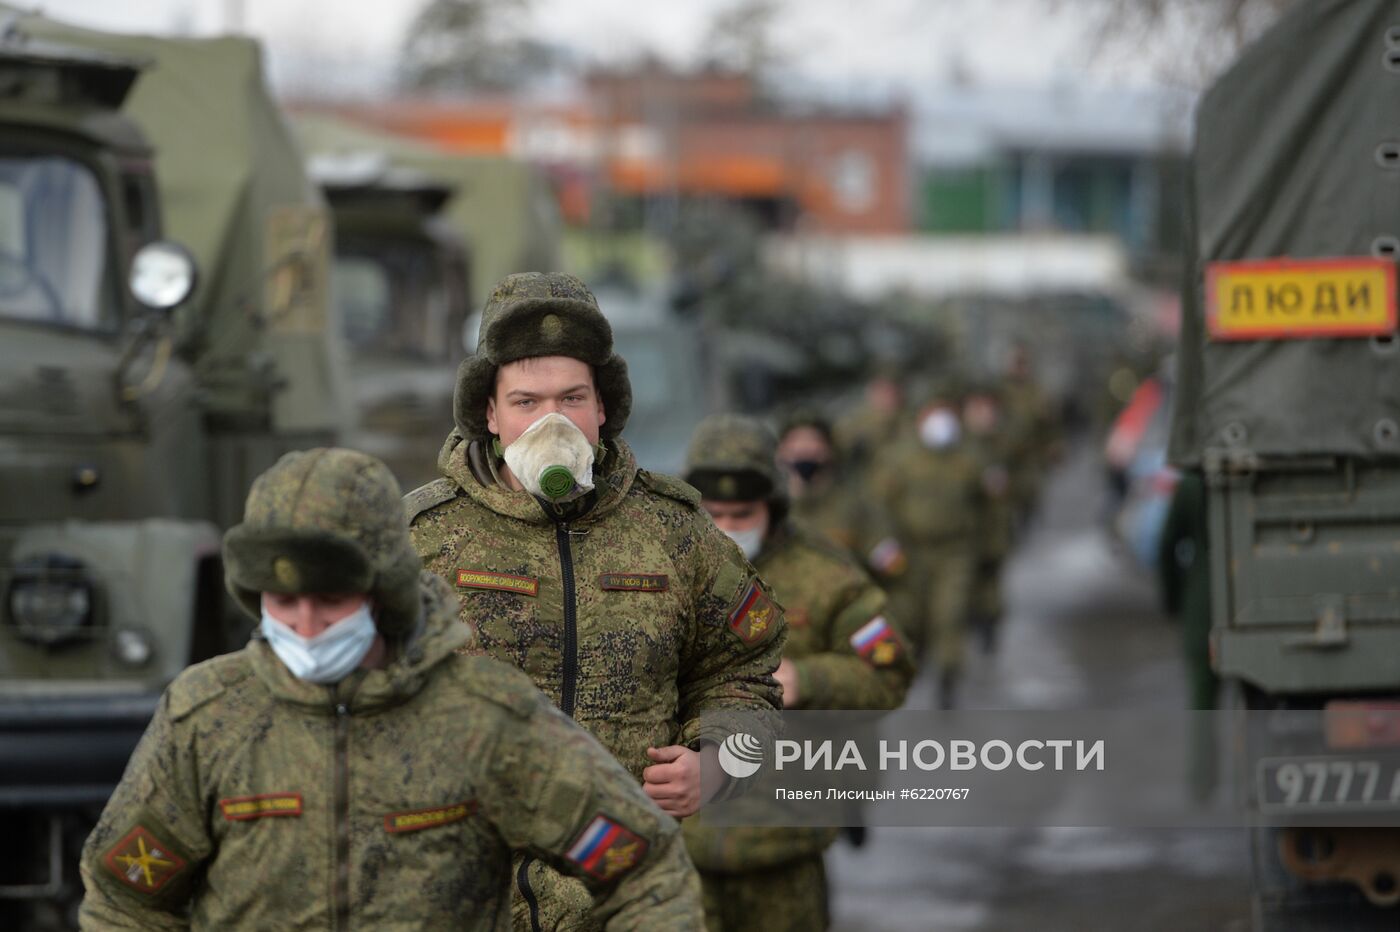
xmin=681 ymin=414 xmax=915 ymax=931
xmin=407 ymin=273 xmax=785 ymax=931
xmin=78 ymin=448 xmax=702 ymax=930
xmin=1000 ymin=344 xmax=1062 ymax=523
xmin=778 ymin=413 xmax=907 ymax=582
xmin=961 ymin=381 xmax=1016 ymax=654
xmin=834 ymin=367 xmax=906 ymax=485
xmin=872 ymin=383 xmax=985 ymax=709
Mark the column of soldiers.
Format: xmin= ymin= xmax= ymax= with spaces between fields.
xmin=785 ymin=357 xmax=1060 ymax=711
xmin=76 ymin=272 xmax=1058 ymax=931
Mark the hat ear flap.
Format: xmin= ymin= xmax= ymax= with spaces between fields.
xmin=595 ymin=355 xmax=631 ymax=440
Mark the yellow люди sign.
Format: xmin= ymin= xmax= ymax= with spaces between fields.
xmin=1206 ymin=257 xmax=1397 ymax=341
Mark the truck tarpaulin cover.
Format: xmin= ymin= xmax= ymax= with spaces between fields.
xmin=1170 ymin=0 xmax=1400 ymax=466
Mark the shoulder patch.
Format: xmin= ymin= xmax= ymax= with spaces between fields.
xmin=636 ymin=470 xmax=701 ymax=509
xmin=403 ymin=477 xmax=461 ymax=524
xmin=728 ymin=581 xmax=780 ymax=645
xmin=101 ymin=823 xmax=190 ymax=896
xmin=454 ymin=655 xmax=543 ymax=719
xmin=166 ymin=653 xmax=248 ymax=721
xmin=565 ymin=813 xmax=650 ymax=882
xmin=851 ymin=615 xmax=905 ymax=667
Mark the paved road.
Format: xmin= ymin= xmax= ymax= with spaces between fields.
xmin=828 ymin=444 xmax=1253 ymax=932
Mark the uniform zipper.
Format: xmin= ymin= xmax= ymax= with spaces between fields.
xmin=554 ymin=520 xmax=579 ymax=719
xmin=332 ymin=700 xmax=351 ymax=931
xmin=517 ymin=855 xmax=544 ymax=932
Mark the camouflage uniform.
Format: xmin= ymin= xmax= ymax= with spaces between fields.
xmin=407 ymin=275 xmax=785 ymax=932
xmin=962 ymin=387 xmax=1017 ymax=652
xmin=1001 ymin=367 xmax=1061 ymax=519
xmin=872 ymin=415 xmax=984 ymax=694
xmin=79 ymin=448 xmax=701 ymax=931
xmin=682 ymin=415 xmax=915 ymax=932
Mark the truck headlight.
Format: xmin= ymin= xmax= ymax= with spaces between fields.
xmin=112 ymin=628 xmax=154 ymax=667
xmin=7 ymin=554 xmax=94 ymax=645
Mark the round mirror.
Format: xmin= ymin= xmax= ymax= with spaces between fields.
xmin=129 ymin=241 xmax=197 ymax=311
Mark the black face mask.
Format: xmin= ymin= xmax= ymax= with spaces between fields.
xmin=788 ymin=459 xmax=827 ymax=482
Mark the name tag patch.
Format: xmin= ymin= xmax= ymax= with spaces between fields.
xmin=220 ymin=794 xmax=303 ymax=821
xmin=456 ymin=570 xmax=540 ymax=597
xmin=384 ymin=801 xmax=477 ymax=834
xmin=599 ymin=573 xmax=669 ymax=592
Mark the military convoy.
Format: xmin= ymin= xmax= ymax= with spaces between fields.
xmin=1172 ymin=1 xmax=1400 ymax=927
xmin=310 ymin=154 xmax=471 ymax=490
xmin=0 ymin=8 xmax=339 ymax=926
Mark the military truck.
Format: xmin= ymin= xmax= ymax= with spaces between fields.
xmin=1171 ymin=2 xmax=1400 ymax=927
xmin=310 ymin=154 xmax=471 ymax=490
xmin=0 ymin=9 xmax=338 ymax=926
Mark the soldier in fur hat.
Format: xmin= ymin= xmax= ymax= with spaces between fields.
xmin=407 ymin=273 xmax=785 ymax=932
xmin=79 ymin=448 xmax=703 ymax=930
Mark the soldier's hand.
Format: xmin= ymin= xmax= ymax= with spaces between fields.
xmin=774 ymin=659 xmax=800 ymax=708
xmin=643 ymin=744 xmax=720 ymax=818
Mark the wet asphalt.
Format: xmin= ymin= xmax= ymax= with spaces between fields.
xmin=827 ymin=444 xmax=1253 ymax=932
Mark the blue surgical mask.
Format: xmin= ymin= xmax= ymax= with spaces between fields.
xmin=260 ymin=600 xmax=377 ymax=684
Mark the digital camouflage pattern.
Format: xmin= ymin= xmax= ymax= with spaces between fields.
xmin=683 ymin=522 xmax=914 ymax=872
xmin=681 ymin=415 xmax=914 ymax=928
xmin=871 ymin=438 xmax=984 ymax=672
xmin=697 ymin=854 xmax=828 ymax=932
xmin=222 ymin=448 xmax=423 ymax=637
xmin=409 ymin=433 xmax=784 ymax=930
xmin=79 ymin=572 xmax=702 ymax=930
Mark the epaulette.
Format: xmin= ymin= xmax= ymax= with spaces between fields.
xmin=455 ymin=655 xmax=543 ymax=719
xmin=636 ymin=469 xmax=701 ymax=509
xmin=166 ymin=653 xmax=250 ymax=721
xmin=403 ymin=477 xmax=460 ymax=524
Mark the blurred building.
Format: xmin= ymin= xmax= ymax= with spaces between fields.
xmin=321 ymin=65 xmax=909 ymax=235
xmin=914 ymin=84 xmax=1191 ymax=274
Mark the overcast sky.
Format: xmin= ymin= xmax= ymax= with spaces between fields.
xmin=24 ymin=0 xmax=1176 ymax=99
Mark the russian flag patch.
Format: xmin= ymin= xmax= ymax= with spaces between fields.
xmin=850 ymin=615 xmax=902 ymax=667
xmin=565 ymin=814 xmax=649 ymax=882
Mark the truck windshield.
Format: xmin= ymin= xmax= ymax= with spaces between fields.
xmin=0 ymin=154 xmax=111 ymax=328
xmin=334 ymin=238 xmax=448 ymax=361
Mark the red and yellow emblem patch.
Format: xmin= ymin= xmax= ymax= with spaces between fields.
xmin=565 ymin=814 xmax=649 ymax=882
xmin=728 ymin=582 xmax=777 ymax=644
xmin=456 ymin=569 xmax=539 ymax=597
xmin=102 ymin=826 xmax=187 ymax=894
xmin=384 ymin=800 xmax=477 ymax=834
xmin=220 ymin=793 xmax=303 ymax=821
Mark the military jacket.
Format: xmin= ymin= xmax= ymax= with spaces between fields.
xmin=963 ymin=432 xmax=1016 ymax=561
xmin=78 ymin=574 xmax=700 ymax=931
xmin=408 ymin=436 xmax=785 ymax=778
xmin=873 ymin=440 xmax=985 ymax=546
xmin=683 ymin=523 xmax=914 ymax=873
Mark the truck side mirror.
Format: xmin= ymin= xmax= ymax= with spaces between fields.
xmin=129 ymin=241 xmax=198 ymax=312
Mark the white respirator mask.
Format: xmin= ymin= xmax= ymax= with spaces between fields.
xmin=919 ymin=410 xmax=962 ymax=450
xmin=261 ymin=599 xmax=377 ymax=684
xmin=502 ymin=412 xmax=597 ymax=503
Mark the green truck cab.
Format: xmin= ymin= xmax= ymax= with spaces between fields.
xmin=1173 ymin=2 xmax=1400 ymax=926
xmin=0 ymin=9 xmax=338 ymax=926
xmin=311 ymin=155 xmax=471 ymax=490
